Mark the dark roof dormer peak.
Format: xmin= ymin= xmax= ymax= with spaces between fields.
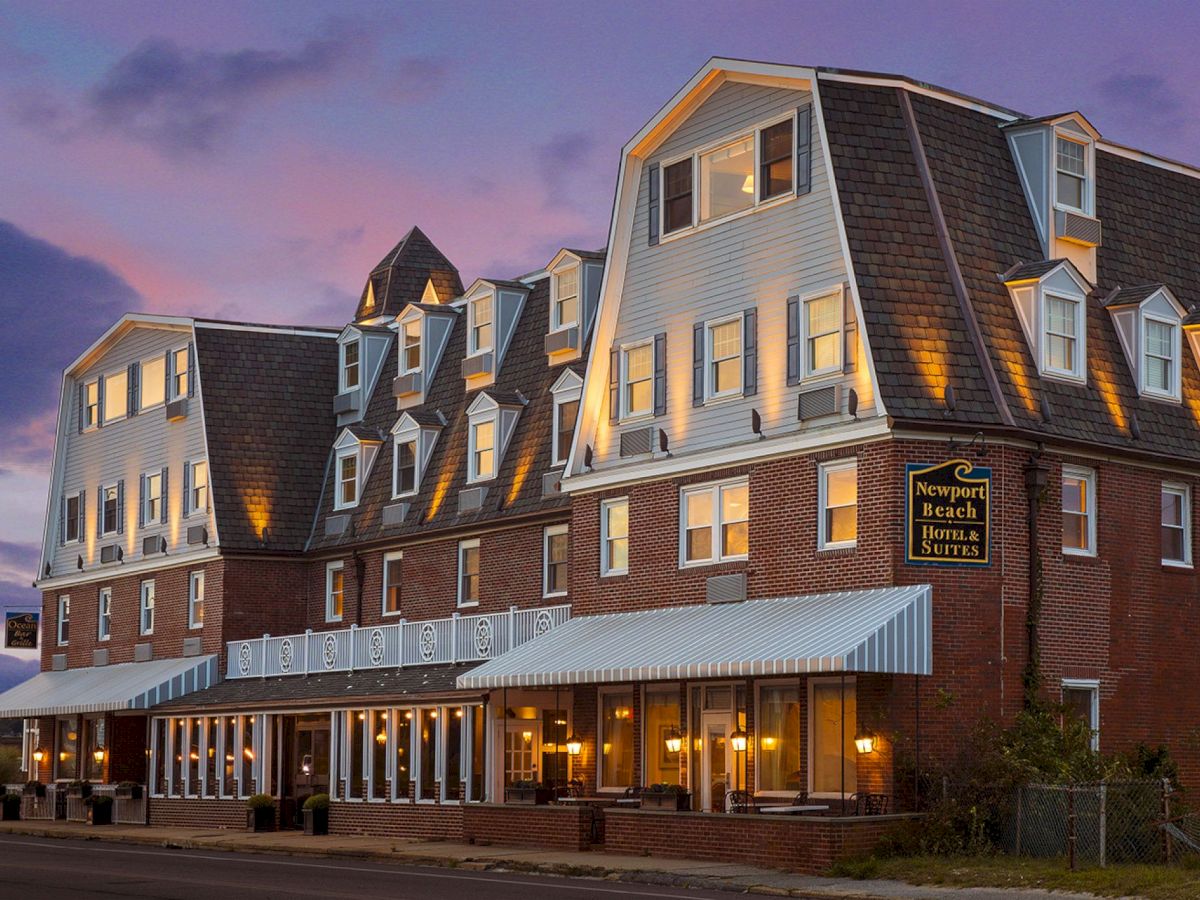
xmin=355 ymin=226 xmax=464 ymax=322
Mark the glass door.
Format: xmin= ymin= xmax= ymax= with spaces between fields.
xmin=700 ymin=717 xmax=730 ymax=812
xmin=504 ymin=721 xmax=540 ymax=786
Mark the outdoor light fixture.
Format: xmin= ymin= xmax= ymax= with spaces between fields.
xmin=93 ymin=747 xmax=106 ymax=764
xmin=189 ymin=751 xmax=200 ymax=762
xmin=521 ymin=730 xmax=533 ymax=744
xmin=358 ymin=712 xmax=366 ymax=721
xmin=244 ymin=748 xmax=255 ymax=760
xmin=854 ymin=729 xmax=876 ymax=755
xmin=730 ymin=728 xmax=748 ymax=753
xmin=455 ymin=708 xmax=464 ymax=718
xmin=664 ymin=727 xmax=682 ymax=754
xmin=565 ymin=733 xmax=583 ymax=756
xmin=32 ymin=749 xmax=45 ymax=764
xmin=301 ymin=754 xmax=313 ymax=775
xmin=430 ymin=710 xmax=438 ymax=719
xmin=376 ymin=729 xmax=387 ymax=745
xmin=404 ymin=710 xmax=413 ymax=720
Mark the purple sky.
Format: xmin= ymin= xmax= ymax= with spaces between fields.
xmin=2 ymin=0 xmax=1198 ymax=661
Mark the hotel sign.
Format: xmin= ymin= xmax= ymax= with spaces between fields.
xmin=5 ymin=612 xmax=39 ymax=650
xmin=905 ymin=459 xmax=991 ymax=566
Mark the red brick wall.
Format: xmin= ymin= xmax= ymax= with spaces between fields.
xmin=149 ymin=797 xmax=247 ymax=829
xmin=463 ymin=803 xmax=596 ymax=850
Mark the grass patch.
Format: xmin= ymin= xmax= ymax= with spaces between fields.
xmin=829 ymin=853 xmax=1200 ymax=899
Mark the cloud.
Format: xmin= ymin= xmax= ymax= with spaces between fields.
xmin=1096 ymin=72 xmax=1185 ymax=131
xmin=0 ymin=541 xmax=38 ymax=592
xmin=535 ymin=131 xmax=599 ymax=206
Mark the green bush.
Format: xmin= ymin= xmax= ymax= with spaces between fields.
xmin=0 ymin=747 xmax=22 ymax=785
xmin=247 ymin=793 xmax=275 ymax=810
xmin=90 ymin=795 xmax=113 ymax=808
xmin=302 ymin=793 xmax=330 ymax=811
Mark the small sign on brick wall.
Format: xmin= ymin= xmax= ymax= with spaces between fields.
xmin=905 ymin=458 xmax=991 ymax=566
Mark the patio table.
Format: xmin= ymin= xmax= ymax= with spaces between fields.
xmin=558 ymin=796 xmax=618 ymax=807
xmin=756 ymin=804 xmax=830 ymax=815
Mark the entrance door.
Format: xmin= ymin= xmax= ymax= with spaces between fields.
xmin=503 ymin=721 xmax=541 ymax=786
xmin=700 ymin=716 xmax=731 ymax=812
xmin=290 ymin=715 xmax=331 ymax=826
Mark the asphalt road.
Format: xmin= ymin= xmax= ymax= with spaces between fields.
xmin=0 ymin=836 xmax=736 ymax=899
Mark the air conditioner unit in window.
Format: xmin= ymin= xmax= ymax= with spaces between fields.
xmin=1055 ymin=209 xmax=1102 ymax=247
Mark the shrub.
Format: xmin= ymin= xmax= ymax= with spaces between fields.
xmin=644 ymin=783 xmax=686 ymax=795
xmin=0 ymin=747 xmax=22 ymax=785
xmin=90 ymin=795 xmax=113 ymax=808
xmin=302 ymin=793 xmax=330 ymax=811
xmin=247 ymin=793 xmax=275 ymax=810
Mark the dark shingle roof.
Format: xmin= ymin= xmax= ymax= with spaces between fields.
xmin=1101 ymin=284 xmax=1166 ymax=308
xmin=344 ymin=424 xmax=385 ymax=442
xmin=1001 ymin=260 xmax=1068 ymax=283
xmin=196 ymin=325 xmax=339 ymax=552
xmin=356 ymin=226 xmax=464 ymax=321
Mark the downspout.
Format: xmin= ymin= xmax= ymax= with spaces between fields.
xmin=1022 ymin=447 xmax=1050 ymax=708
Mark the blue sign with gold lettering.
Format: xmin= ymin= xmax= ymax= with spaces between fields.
xmin=905 ymin=459 xmax=991 ymax=566
xmin=5 ymin=612 xmax=39 ymax=649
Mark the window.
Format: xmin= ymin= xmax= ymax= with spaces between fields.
xmin=760 ymin=118 xmax=794 ymax=201
xmin=418 ymin=708 xmax=438 ymax=800
xmin=804 ymin=292 xmax=843 ymax=377
xmin=600 ymin=498 xmax=628 ymax=576
xmin=346 ymin=711 xmax=365 ymax=800
xmin=65 ymin=492 xmax=81 ymax=543
xmin=83 ymin=380 xmax=99 ymax=429
xmin=621 ymin=342 xmax=653 ymax=419
xmin=681 ymin=478 xmax=748 ymax=566
xmin=1062 ymin=466 xmax=1097 ymax=555
xmin=599 ymin=689 xmax=634 ymax=789
xmin=371 ymin=709 xmax=389 ymax=800
xmin=326 ymin=562 xmax=344 ymax=622
xmin=543 ymin=525 xmax=569 ymax=597
xmin=383 ymin=551 xmax=403 ymax=615
xmin=392 ymin=708 xmax=412 ymax=800
xmin=189 ymin=461 xmax=208 ymax=514
xmin=758 ymin=683 xmax=801 ymax=794
xmin=819 ymin=461 xmax=858 ymax=549
xmin=457 ymin=539 xmax=480 ymax=606
xmin=1062 ymin=679 xmax=1099 ymax=751
xmin=336 ymin=452 xmax=358 ymax=508
xmin=170 ymin=347 xmax=189 ymax=399
xmin=1055 ymin=136 xmax=1087 ymax=212
xmin=142 ymin=470 xmax=163 ymax=524
xmin=1143 ymin=316 xmax=1178 ymax=398
xmin=97 ymin=588 xmax=112 ymax=641
xmin=809 ymin=678 xmax=856 ymax=796
xmin=189 ymin=570 xmax=204 ymax=629
xmin=395 ymin=439 xmax=417 ymax=495
xmin=662 ymin=158 xmax=693 ymax=234
xmin=699 ymin=135 xmax=754 ymax=223
xmin=56 ymin=595 xmax=69 ymax=645
xmin=1162 ymin=484 xmax=1191 ymax=566
xmin=342 ymin=340 xmax=360 ymax=391
xmin=552 ymin=267 xmax=579 ymax=330
xmin=103 ymin=370 xmax=127 ymax=423
xmin=706 ymin=317 xmax=742 ymax=399
xmin=469 ymin=296 xmax=493 ymax=355
xmin=83 ymin=714 xmax=105 ymax=781
xmin=139 ymin=580 xmax=155 ymax=634
xmin=101 ymin=483 xmax=120 ymax=535
xmin=401 ymin=319 xmax=421 ymax=373
xmin=469 ymin=419 xmax=495 ymax=482
xmin=141 ymin=355 xmax=165 ymax=409
xmin=553 ymin=396 xmax=579 ymax=467
xmin=55 ymin=717 xmax=77 ymax=781
xmin=643 ymin=686 xmax=681 ymax=786
xmin=1044 ymin=294 xmax=1081 ymax=378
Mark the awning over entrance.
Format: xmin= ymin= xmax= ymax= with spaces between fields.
xmin=457 ymin=585 xmax=932 ymax=689
xmin=0 ymin=655 xmax=219 ymax=718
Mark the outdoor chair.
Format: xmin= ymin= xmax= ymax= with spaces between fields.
xmin=725 ymin=789 xmax=754 ymax=814
xmin=567 ymin=778 xmax=584 ymax=798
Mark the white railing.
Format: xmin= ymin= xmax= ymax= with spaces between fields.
xmin=226 ymin=604 xmax=571 ymax=679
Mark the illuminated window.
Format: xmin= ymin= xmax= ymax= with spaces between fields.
xmin=819 ymin=460 xmax=858 ymax=549
xmin=341 ymin=340 xmax=360 ymax=391
xmin=552 ymin=267 xmax=579 ymax=330
xmin=56 ymin=595 xmax=69 ymax=646
xmin=1055 ymin=136 xmax=1087 ymax=212
xmin=336 ymin=452 xmax=358 ymax=508
xmin=1062 ymin=466 xmax=1096 ymax=555
xmin=1044 ymin=293 xmax=1082 ymax=378
xmin=643 ymin=686 xmax=681 ymax=786
xmin=418 ymin=708 xmax=438 ymax=800
xmin=383 ymin=551 xmax=403 ymax=615
xmin=103 ymin=370 xmax=127 ymax=423
xmin=83 ymin=380 xmax=100 ymax=429
xmin=395 ymin=439 xmax=417 ymax=495
xmin=188 ymin=460 xmax=208 ymax=514
xmin=601 ymin=498 xmax=628 ymax=576
xmin=599 ymin=688 xmax=634 ymax=789
xmin=189 ymin=570 xmax=205 ymax=629
xmin=139 ymin=580 xmax=155 ymax=635
xmin=681 ymin=478 xmax=748 ymax=566
xmin=142 ymin=470 xmax=163 ymax=524
xmin=699 ymin=135 xmax=754 ymax=223
xmin=1162 ymin=484 xmax=1191 ymax=566
xmin=809 ymin=678 xmax=856 ymax=797
xmin=706 ymin=317 xmax=742 ymax=399
xmin=326 ymin=562 xmax=344 ymax=622
xmin=97 ymin=588 xmax=111 ymax=641
xmin=392 ymin=708 xmax=412 ymax=801
xmin=621 ymin=342 xmax=653 ymax=419
xmin=469 ymin=296 xmax=493 ymax=355
xmin=54 ymin=717 xmax=78 ymax=780
xmin=1143 ymin=316 xmax=1179 ymax=399
xmin=757 ymin=683 xmax=801 ymax=794
xmin=553 ymin=396 xmax=579 ymax=467
xmin=469 ymin=419 xmax=495 ymax=482
xmin=804 ymin=292 xmax=843 ymax=377
xmin=64 ymin=492 xmax=81 ymax=543
xmin=457 ymin=539 xmax=480 ymax=607
xmin=543 ymin=525 xmax=569 ymax=597
xmin=140 ymin=355 xmax=165 ymax=409
xmin=100 ymin=483 xmax=120 ymax=535
xmin=401 ymin=318 xmax=421 ymax=374
xmin=170 ymin=347 xmax=189 ymax=399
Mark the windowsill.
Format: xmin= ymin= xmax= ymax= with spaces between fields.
xmin=1062 ymin=548 xmax=1098 ymax=559
xmin=818 ymin=541 xmax=857 ymax=553
xmin=189 ymin=624 xmax=203 ymax=631
xmin=1040 ymin=368 xmax=1087 ymax=386
xmin=392 ymin=493 xmax=418 ymax=502
xmin=703 ymin=392 xmax=745 ymax=408
xmin=1140 ymin=390 xmax=1182 ymax=405
xmin=332 ymin=504 xmax=359 ymax=513
xmin=679 ymin=556 xmax=748 ymax=570
xmin=549 ymin=323 xmax=578 ymax=335
xmin=600 ymin=570 xmax=628 ymax=579
xmin=98 ymin=636 xmax=110 ymax=642
xmin=382 ymin=610 xmax=404 ymax=618
xmin=457 ymin=602 xmax=480 ymax=609
xmin=1053 ymin=202 xmax=1090 ymax=216
xmin=140 ymin=402 xmax=165 ymax=414
xmin=465 ymin=477 xmax=496 ymax=486
xmin=1162 ymin=560 xmax=1194 ymax=571
xmin=802 ymin=369 xmax=842 ymax=384
xmin=542 ymin=592 xmax=569 ymax=600
xmin=326 ymin=617 xmax=343 ymax=624
xmin=658 ymin=192 xmax=795 ymax=245
xmin=618 ymin=412 xmax=655 ymax=427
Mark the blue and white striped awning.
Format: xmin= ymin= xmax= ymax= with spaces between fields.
xmin=457 ymin=585 xmax=931 ymax=689
xmin=0 ymin=655 xmax=219 ymax=718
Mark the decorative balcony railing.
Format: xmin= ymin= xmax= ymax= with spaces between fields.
xmin=225 ymin=604 xmax=571 ymax=680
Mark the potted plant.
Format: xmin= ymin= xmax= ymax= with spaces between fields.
xmin=67 ymin=780 xmax=92 ymax=799
xmin=115 ymin=781 xmax=143 ymax=800
xmin=505 ymin=779 xmax=554 ymax=805
xmin=23 ymin=781 xmax=45 ymax=798
xmin=90 ymin=795 xmax=113 ymax=826
xmin=2 ymin=793 xmax=21 ymax=821
xmin=246 ymin=793 xmax=276 ymax=832
xmin=640 ymin=783 xmax=691 ymax=811
xmin=302 ymin=793 xmax=330 ymax=836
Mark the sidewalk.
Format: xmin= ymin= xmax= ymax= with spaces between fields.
xmin=0 ymin=820 xmax=1123 ymax=900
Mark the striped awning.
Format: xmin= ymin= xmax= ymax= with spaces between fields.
xmin=0 ymin=655 xmax=219 ymax=718
xmin=457 ymin=585 xmax=931 ymax=689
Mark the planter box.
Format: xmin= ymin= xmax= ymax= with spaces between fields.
xmin=303 ymin=808 xmax=329 ymax=836
xmin=90 ymin=803 xmax=113 ymax=826
xmin=23 ymin=784 xmax=45 ymax=798
xmin=116 ymin=785 xmax=143 ymax=800
xmin=248 ymin=806 xmax=275 ymax=832
xmin=505 ymin=787 xmax=554 ymax=806
xmin=2 ymin=800 xmax=20 ymax=821
xmin=641 ymin=792 xmax=691 ymax=811
xmin=67 ymin=785 xmax=92 ymax=799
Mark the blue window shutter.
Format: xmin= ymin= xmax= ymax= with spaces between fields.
xmin=743 ymin=308 xmax=758 ymax=397
xmin=77 ymin=490 xmax=85 ymax=544
xmin=786 ymin=295 xmax=801 ymax=385
xmin=647 ymin=162 xmax=660 ymax=246
xmin=796 ymin=104 xmax=812 ymax=196
xmin=653 ymin=331 xmax=667 ymax=416
xmin=183 ymin=461 xmax=192 ymax=517
xmin=96 ymin=484 xmax=103 ymax=538
xmin=116 ymin=480 xmax=125 ymax=534
xmin=138 ymin=474 xmax=146 ymax=527
xmin=843 ymin=287 xmax=858 ymax=374
xmin=77 ymin=384 xmax=86 ymax=433
xmin=608 ymin=348 xmax=620 ymax=424
xmin=187 ymin=343 xmax=196 ymax=398
xmin=166 ymin=350 xmax=175 ymax=399
xmin=692 ymin=322 xmax=705 ymax=408
xmin=59 ymin=495 xmax=66 ymax=547
xmin=127 ymin=363 xmax=139 ymax=416
xmin=96 ymin=377 xmax=105 ymax=429
xmin=160 ymin=466 xmax=169 ymax=525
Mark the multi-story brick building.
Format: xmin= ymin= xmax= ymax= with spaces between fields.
xmin=4 ymin=58 xmax=1200 ymax=871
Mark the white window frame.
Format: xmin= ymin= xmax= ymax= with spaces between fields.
xmin=83 ymin=379 xmax=100 ymax=430
xmin=1053 ymin=133 xmax=1091 ymax=216
xmin=340 ymin=338 xmax=361 ymax=393
xmin=600 ymin=497 xmax=629 ymax=577
xmin=392 ymin=434 xmax=419 ymax=498
xmin=1162 ymin=482 xmax=1192 ymax=568
xmin=139 ymin=354 xmax=166 ymax=410
xmin=620 ymin=339 xmax=654 ymax=421
xmin=467 ymin=416 xmax=497 ymax=484
xmin=1042 ymin=290 xmax=1086 ymax=383
xmin=807 ymin=675 xmax=857 ymax=800
xmin=753 ymin=678 xmax=803 ymax=797
xmin=543 ymin=524 xmax=569 ymax=598
xmin=802 ymin=288 xmax=844 ymax=380
xmin=658 ymin=112 xmax=798 ymax=243
xmin=467 ymin=294 xmax=494 ymax=356
xmin=103 ymin=369 xmax=128 ymax=423
xmin=334 ymin=449 xmax=358 ymax=510
xmin=704 ymin=314 xmax=744 ymax=402
xmin=325 ymin=561 xmax=344 ymax=623
xmin=56 ymin=594 xmax=69 ymax=646
xmin=100 ymin=482 xmax=120 ymax=536
xmin=142 ymin=469 xmax=163 ymax=524
xmin=382 ymin=551 xmax=404 ymax=617
xmin=597 ymin=686 xmax=636 ymax=791
xmin=457 ymin=539 xmax=480 ymax=608
xmin=551 ymin=386 xmax=582 ymax=467
xmin=169 ymin=346 xmax=190 ymax=401
xmin=97 ymin=587 xmax=112 ymax=642
xmin=399 ymin=317 xmax=422 ymax=375
xmin=1062 ymin=678 xmax=1100 ymax=751
xmin=189 ymin=460 xmax=209 ymax=515
xmin=550 ymin=265 xmax=580 ymax=332
xmin=1062 ymin=465 xmax=1097 ymax=557
xmin=679 ymin=477 xmax=749 ymax=568
xmin=139 ymin=579 xmax=155 ymax=636
xmin=1141 ymin=312 xmax=1181 ymax=401
xmin=188 ymin=570 xmax=205 ymax=629
xmin=818 ymin=459 xmax=858 ymax=550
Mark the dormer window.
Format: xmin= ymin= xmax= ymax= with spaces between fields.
xmin=389 ymin=410 xmax=444 ymax=499
xmin=1102 ymin=284 xmax=1185 ymax=403
xmin=333 ymin=427 xmax=382 ymax=510
xmin=336 ymin=452 xmax=358 ymax=508
xmin=1143 ymin=317 xmax=1178 ymax=398
xmin=1003 ymin=259 xmax=1091 ymax=386
xmin=1044 ymin=293 xmax=1083 ymax=378
xmin=465 ymin=391 xmax=525 ymax=484
xmin=471 ymin=419 xmax=496 ymax=482
xmin=395 ymin=440 xmax=417 ymax=494
xmin=341 ymin=340 xmax=360 ymax=391
xmin=552 ymin=267 xmax=579 ymax=331
xmin=1055 ymin=136 xmax=1088 ymax=213
xmin=550 ymin=368 xmax=584 ymax=467
xmin=401 ymin=319 xmax=421 ymax=374
xmin=469 ymin=295 xmax=493 ymax=355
